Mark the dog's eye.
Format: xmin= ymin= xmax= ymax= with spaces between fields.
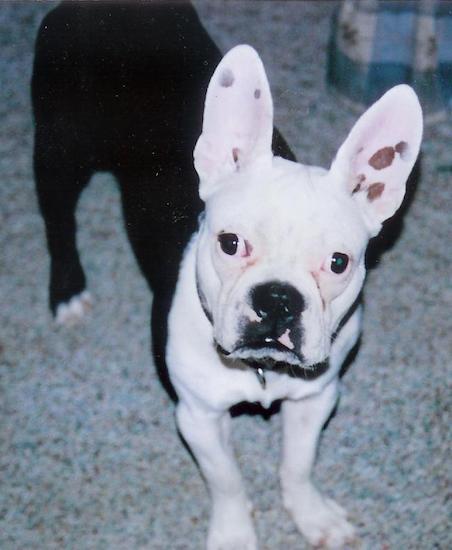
xmin=330 ymin=252 xmax=349 ymax=274
xmin=218 ymin=233 xmax=251 ymax=257
xmin=218 ymin=233 xmax=240 ymax=255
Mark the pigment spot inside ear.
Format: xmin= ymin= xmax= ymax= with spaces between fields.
xmin=367 ymin=182 xmax=385 ymax=201
xmin=352 ymin=173 xmax=366 ymax=194
xmin=254 ymin=88 xmax=261 ymax=99
xmin=369 ymin=146 xmax=395 ymax=170
xmin=395 ymin=140 xmax=409 ymax=160
xmin=232 ymin=147 xmax=240 ymax=165
xmin=220 ymin=68 xmax=234 ymax=88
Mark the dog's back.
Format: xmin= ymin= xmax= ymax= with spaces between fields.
xmin=32 ymin=1 xmax=294 ymax=386
xmin=33 ymin=1 xmax=219 ymax=170
xmin=32 ymin=2 xmax=221 ymax=316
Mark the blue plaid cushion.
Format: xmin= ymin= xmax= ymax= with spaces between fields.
xmin=327 ymin=0 xmax=452 ymax=117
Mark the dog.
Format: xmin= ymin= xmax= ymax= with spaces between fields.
xmin=32 ymin=2 xmax=423 ymax=548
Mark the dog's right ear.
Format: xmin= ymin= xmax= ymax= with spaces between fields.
xmin=329 ymin=85 xmax=423 ymax=235
xmin=194 ymin=45 xmax=274 ymax=201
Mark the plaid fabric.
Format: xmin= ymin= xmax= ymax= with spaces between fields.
xmin=327 ymin=0 xmax=452 ymax=117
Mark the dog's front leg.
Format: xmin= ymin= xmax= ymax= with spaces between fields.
xmin=176 ymin=402 xmax=257 ymax=550
xmin=280 ymin=381 xmax=355 ymax=549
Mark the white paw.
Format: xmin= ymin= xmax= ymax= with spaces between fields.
xmin=283 ymin=482 xmax=355 ymax=549
xmin=207 ymin=527 xmax=257 ymax=550
xmin=207 ymin=498 xmax=257 ymax=550
xmin=55 ymin=291 xmax=93 ymax=326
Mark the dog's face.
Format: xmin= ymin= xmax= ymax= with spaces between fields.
xmin=194 ymin=45 xmax=422 ymax=372
xmin=196 ymin=162 xmax=368 ymax=370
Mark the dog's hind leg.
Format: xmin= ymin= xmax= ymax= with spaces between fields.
xmin=176 ymin=402 xmax=257 ymax=550
xmin=280 ymin=380 xmax=356 ymax=549
xmin=34 ymin=130 xmax=93 ymax=325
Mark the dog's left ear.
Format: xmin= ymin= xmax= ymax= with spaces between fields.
xmin=330 ymin=85 xmax=423 ymax=235
xmin=194 ymin=45 xmax=274 ymax=201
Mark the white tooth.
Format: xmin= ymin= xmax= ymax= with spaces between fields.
xmin=277 ymin=329 xmax=295 ymax=350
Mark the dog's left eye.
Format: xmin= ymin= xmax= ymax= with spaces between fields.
xmin=218 ymin=233 xmax=250 ymax=257
xmin=329 ymin=252 xmax=349 ymax=274
xmin=218 ymin=233 xmax=240 ymax=255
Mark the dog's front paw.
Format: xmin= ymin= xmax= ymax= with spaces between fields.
xmin=55 ymin=291 xmax=93 ymax=326
xmin=207 ymin=525 xmax=257 ymax=550
xmin=207 ymin=498 xmax=257 ymax=550
xmin=283 ymin=482 xmax=355 ymax=549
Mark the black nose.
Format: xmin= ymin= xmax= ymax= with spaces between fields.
xmin=251 ymin=281 xmax=304 ymax=333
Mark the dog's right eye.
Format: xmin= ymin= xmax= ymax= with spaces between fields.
xmin=329 ymin=252 xmax=349 ymax=274
xmin=218 ymin=233 xmax=239 ymax=255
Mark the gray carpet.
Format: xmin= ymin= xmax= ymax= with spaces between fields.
xmin=1 ymin=1 xmax=450 ymax=549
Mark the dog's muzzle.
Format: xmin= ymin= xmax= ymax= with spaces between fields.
xmin=216 ymin=281 xmax=329 ymax=387
xmin=216 ymin=342 xmax=329 ymax=388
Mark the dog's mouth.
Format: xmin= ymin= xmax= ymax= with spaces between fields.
xmin=216 ymin=340 xmax=329 ymax=382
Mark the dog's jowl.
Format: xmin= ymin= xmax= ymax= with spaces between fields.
xmin=33 ymin=3 xmax=422 ymax=549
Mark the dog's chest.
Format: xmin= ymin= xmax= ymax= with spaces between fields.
xmin=217 ymin=369 xmax=325 ymax=410
xmin=170 ymin=340 xmax=328 ymax=410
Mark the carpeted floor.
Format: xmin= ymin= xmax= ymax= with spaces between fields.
xmin=0 ymin=2 xmax=450 ymax=549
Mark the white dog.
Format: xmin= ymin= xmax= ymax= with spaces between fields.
xmin=32 ymin=5 xmax=422 ymax=545
xmin=167 ymin=45 xmax=422 ymax=549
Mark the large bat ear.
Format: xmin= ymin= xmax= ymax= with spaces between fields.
xmin=194 ymin=45 xmax=274 ymax=201
xmin=330 ymin=85 xmax=423 ymax=235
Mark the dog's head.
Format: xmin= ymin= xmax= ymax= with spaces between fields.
xmin=193 ymin=45 xmax=422 ymax=375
